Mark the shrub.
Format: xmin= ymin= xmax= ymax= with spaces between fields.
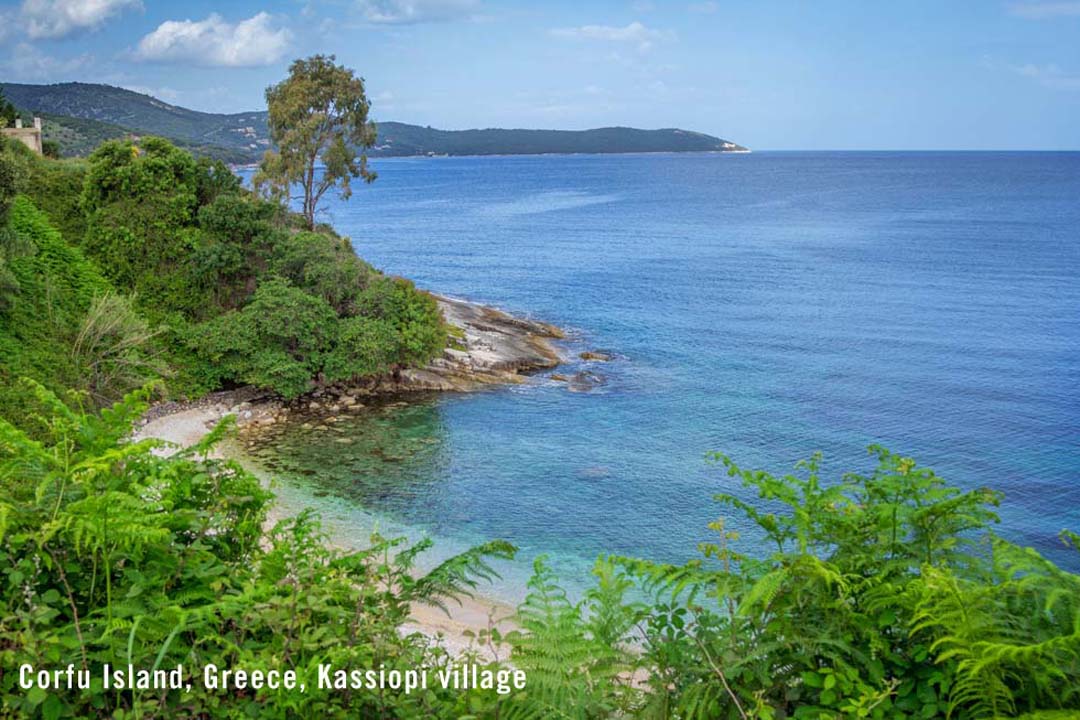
xmin=0 ymin=194 xmax=146 ymax=425
xmin=190 ymin=194 xmax=278 ymax=312
xmin=24 ymin=156 xmax=88 ymax=244
xmin=356 ymin=275 xmax=446 ymax=369
xmin=270 ymin=230 xmax=374 ymax=316
xmin=191 ymin=279 xmax=339 ymax=398
xmin=322 ymin=315 xmax=397 ymax=381
xmin=70 ymin=293 xmax=166 ymax=407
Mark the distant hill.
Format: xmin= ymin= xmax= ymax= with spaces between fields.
xmin=0 ymin=82 xmax=747 ymax=160
xmin=32 ymin=113 xmax=253 ymax=163
xmin=1 ymin=82 xmax=269 ymax=160
xmin=372 ymin=121 xmax=746 ymax=156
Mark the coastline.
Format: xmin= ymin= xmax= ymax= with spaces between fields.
xmin=134 ymin=294 xmax=565 ymax=653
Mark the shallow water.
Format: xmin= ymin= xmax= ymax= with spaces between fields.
xmin=240 ymin=152 xmax=1080 ymax=598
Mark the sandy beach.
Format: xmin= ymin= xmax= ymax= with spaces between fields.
xmin=135 ymin=398 xmax=518 ymax=656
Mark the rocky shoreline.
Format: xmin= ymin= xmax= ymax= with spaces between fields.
xmin=137 ymin=294 xmax=567 ymax=437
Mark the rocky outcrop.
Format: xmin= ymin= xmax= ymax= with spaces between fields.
xmin=390 ymin=295 xmax=564 ymax=391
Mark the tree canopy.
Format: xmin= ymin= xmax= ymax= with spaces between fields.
xmin=256 ymin=55 xmax=377 ymax=230
xmin=0 ymin=89 xmax=18 ymax=128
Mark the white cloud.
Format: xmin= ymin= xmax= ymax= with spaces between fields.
xmin=1 ymin=42 xmax=93 ymax=81
xmin=1008 ymin=1 xmax=1080 ymax=18
xmin=18 ymin=0 xmax=140 ymax=39
xmin=355 ymin=0 xmax=479 ymax=24
xmin=1012 ymin=62 xmax=1080 ymax=89
xmin=551 ymin=21 xmax=673 ymax=54
xmin=134 ymin=12 xmax=291 ymax=67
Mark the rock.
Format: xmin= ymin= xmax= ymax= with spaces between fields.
xmin=566 ymin=371 xmax=606 ymax=393
xmin=579 ymin=351 xmax=611 ymax=362
xmin=550 ymin=374 xmax=569 ymax=382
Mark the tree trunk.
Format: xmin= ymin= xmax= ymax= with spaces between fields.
xmin=304 ymin=154 xmax=317 ymax=229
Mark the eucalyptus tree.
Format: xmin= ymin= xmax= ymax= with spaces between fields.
xmin=256 ymin=55 xmax=377 ymax=230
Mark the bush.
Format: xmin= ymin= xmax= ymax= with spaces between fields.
xmin=189 ymin=193 xmax=278 ymax=312
xmin=270 ymin=230 xmax=374 ymax=316
xmin=72 ymin=136 xmax=447 ymax=399
xmin=70 ymin=293 xmax=166 ymax=407
xmin=23 ymin=156 xmax=87 ymax=244
xmin=323 ymin=315 xmax=397 ymax=380
xmin=356 ymin=275 xmax=446 ymax=369
xmin=81 ymin=139 xmax=200 ymax=300
xmin=0 ymin=197 xmax=109 ymax=379
xmin=191 ymin=279 xmax=339 ymax=398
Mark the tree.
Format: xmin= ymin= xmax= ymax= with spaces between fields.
xmin=256 ymin=55 xmax=377 ymax=230
xmin=0 ymin=89 xmax=17 ymax=128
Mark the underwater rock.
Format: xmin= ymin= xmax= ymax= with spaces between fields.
xmin=566 ymin=371 xmax=606 ymax=393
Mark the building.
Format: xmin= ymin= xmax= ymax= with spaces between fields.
xmin=1 ymin=117 xmax=43 ymax=154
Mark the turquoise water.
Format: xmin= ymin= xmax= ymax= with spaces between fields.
xmin=242 ymin=152 xmax=1080 ymax=597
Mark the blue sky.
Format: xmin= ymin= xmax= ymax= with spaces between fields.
xmin=1 ymin=0 xmax=1078 ymax=149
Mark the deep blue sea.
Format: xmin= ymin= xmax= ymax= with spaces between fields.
xmin=241 ymin=152 xmax=1080 ymax=599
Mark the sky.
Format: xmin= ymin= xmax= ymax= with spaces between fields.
xmin=1 ymin=0 xmax=1078 ymax=150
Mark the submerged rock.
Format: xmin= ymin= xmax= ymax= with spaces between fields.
xmin=579 ymin=351 xmax=612 ymax=362
xmin=566 ymin=371 xmax=606 ymax=393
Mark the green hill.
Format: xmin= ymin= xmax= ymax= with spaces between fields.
xmin=1 ymin=82 xmax=747 ymax=160
xmin=36 ymin=112 xmax=254 ymax=163
xmin=1 ymin=82 xmax=269 ymax=159
xmin=372 ymin=121 xmax=747 ymax=156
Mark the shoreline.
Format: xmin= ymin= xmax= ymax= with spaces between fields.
xmin=134 ymin=294 xmax=567 ymax=653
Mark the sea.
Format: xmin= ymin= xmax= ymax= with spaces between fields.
xmin=238 ymin=151 xmax=1080 ymax=601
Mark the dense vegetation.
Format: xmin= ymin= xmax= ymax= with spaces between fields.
xmin=2 ymin=119 xmax=1076 ymax=720
xmin=1 ymin=89 xmax=18 ymax=128
xmin=0 ymin=133 xmax=445 ymax=421
xmin=1 ymin=388 xmax=1076 ymax=718
xmin=0 ymin=82 xmax=747 ymax=161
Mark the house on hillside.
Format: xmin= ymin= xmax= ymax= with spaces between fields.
xmin=1 ymin=117 xmax=43 ymax=154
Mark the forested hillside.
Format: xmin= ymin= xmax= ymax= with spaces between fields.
xmin=1 ymin=82 xmax=269 ymax=159
xmin=0 ymin=134 xmax=445 ymax=424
